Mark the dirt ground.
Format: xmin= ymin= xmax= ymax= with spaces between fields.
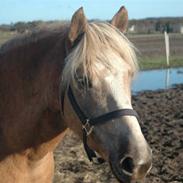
xmin=53 ymin=84 xmax=183 ymax=183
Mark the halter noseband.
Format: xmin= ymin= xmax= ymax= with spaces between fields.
xmin=67 ymin=85 xmax=139 ymax=164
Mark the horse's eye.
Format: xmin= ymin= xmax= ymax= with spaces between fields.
xmin=77 ymin=77 xmax=92 ymax=89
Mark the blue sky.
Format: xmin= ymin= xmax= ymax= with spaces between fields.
xmin=0 ymin=0 xmax=183 ymax=24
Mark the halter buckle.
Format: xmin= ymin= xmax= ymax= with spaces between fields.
xmin=82 ymin=119 xmax=94 ymax=136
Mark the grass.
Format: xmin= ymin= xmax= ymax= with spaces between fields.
xmin=139 ymin=56 xmax=183 ymax=70
xmin=0 ymin=31 xmax=17 ymax=46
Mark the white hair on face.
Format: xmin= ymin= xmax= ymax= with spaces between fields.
xmin=62 ymin=22 xmax=138 ymax=91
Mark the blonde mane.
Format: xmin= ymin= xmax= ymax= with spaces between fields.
xmin=62 ymin=22 xmax=138 ymax=90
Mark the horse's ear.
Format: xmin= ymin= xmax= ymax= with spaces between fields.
xmin=110 ymin=6 xmax=128 ymax=33
xmin=68 ymin=7 xmax=87 ymax=44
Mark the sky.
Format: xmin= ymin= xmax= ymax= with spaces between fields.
xmin=0 ymin=0 xmax=183 ymax=24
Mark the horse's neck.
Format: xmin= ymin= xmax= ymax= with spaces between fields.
xmin=45 ymin=39 xmax=67 ymax=112
xmin=1 ymin=27 xmax=67 ymax=110
xmin=0 ymin=27 xmax=67 ymax=160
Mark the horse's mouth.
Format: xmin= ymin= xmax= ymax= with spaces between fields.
xmin=110 ymin=161 xmax=133 ymax=183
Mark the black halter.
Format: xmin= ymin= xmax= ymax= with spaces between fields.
xmin=67 ymin=85 xmax=139 ymax=164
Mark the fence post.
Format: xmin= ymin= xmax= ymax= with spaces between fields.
xmin=164 ymin=31 xmax=170 ymax=67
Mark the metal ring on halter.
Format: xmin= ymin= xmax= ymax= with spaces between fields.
xmin=82 ymin=119 xmax=94 ymax=136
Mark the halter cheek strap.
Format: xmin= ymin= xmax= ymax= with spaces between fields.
xmin=67 ymin=86 xmax=140 ymax=164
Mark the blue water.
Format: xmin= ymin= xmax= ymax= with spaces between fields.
xmin=132 ymin=67 xmax=183 ymax=93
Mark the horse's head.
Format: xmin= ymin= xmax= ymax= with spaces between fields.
xmin=62 ymin=6 xmax=152 ymax=183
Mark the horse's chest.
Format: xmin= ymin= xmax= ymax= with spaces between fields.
xmin=0 ymin=152 xmax=54 ymax=183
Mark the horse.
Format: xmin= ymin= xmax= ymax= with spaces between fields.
xmin=0 ymin=6 xmax=152 ymax=183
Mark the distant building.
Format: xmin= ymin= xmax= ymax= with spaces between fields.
xmin=128 ymin=25 xmax=135 ymax=33
xmin=128 ymin=22 xmax=155 ymax=34
xmin=172 ymin=24 xmax=183 ymax=33
xmin=128 ymin=17 xmax=183 ymax=34
xmin=181 ymin=26 xmax=183 ymax=34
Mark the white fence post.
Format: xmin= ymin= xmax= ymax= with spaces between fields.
xmin=164 ymin=31 xmax=170 ymax=67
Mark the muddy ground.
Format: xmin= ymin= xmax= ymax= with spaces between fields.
xmin=54 ymin=85 xmax=183 ymax=183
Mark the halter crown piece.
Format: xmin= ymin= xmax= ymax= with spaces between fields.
xmin=66 ymin=86 xmax=140 ymax=164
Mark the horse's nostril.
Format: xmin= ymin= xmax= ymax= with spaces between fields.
xmin=120 ymin=156 xmax=134 ymax=175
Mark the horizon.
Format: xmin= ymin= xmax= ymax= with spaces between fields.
xmin=1 ymin=0 xmax=183 ymax=24
xmin=1 ymin=16 xmax=183 ymax=26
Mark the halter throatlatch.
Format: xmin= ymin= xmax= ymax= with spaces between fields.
xmin=67 ymin=86 xmax=140 ymax=164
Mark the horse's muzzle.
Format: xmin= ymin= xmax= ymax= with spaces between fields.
xmin=109 ymin=147 xmax=152 ymax=183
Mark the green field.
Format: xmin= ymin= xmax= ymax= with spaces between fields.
xmin=0 ymin=31 xmax=17 ymax=46
xmin=138 ymin=56 xmax=183 ymax=70
xmin=0 ymin=31 xmax=183 ymax=70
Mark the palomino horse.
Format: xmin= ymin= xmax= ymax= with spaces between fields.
xmin=0 ymin=6 xmax=152 ymax=183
